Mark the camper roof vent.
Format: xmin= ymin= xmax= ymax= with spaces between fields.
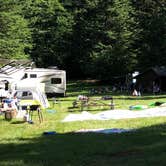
xmin=48 ymin=66 xmax=58 ymax=69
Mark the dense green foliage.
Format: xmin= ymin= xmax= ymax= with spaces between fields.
xmin=23 ymin=0 xmax=74 ymax=67
xmin=0 ymin=0 xmax=32 ymax=59
xmin=132 ymin=0 xmax=166 ymax=71
xmin=0 ymin=0 xmax=165 ymax=78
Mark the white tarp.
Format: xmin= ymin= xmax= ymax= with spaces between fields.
xmin=62 ymin=107 xmax=166 ymax=122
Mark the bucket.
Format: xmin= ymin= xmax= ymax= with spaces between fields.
xmin=5 ymin=111 xmax=12 ymax=120
xmin=5 ymin=109 xmax=17 ymax=120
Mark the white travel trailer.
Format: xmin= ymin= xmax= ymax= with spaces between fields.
xmin=21 ymin=67 xmax=66 ymax=97
xmin=0 ymin=61 xmax=66 ymax=97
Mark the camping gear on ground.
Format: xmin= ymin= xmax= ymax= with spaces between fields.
xmin=5 ymin=109 xmax=17 ymax=120
xmin=23 ymin=113 xmax=30 ymax=122
xmin=1 ymin=98 xmax=17 ymax=120
xmin=2 ymin=98 xmax=17 ymax=109
xmin=149 ymin=101 xmax=165 ymax=107
xmin=89 ymin=87 xmax=109 ymax=94
xmin=129 ymin=105 xmax=147 ymax=110
xmin=43 ymin=131 xmax=56 ymax=135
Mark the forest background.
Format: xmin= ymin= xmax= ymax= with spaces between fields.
xmin=0 ymin=0 xmax=165 ymax=80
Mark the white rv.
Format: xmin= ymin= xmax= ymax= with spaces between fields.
xmin=21 ymin=67 xmax=66 ymax=96
xmin=0 ymin=61 xmax=66 ymax=97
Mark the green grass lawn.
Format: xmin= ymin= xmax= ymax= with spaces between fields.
xmin=0 ymin=80 xmax=166 ymax=166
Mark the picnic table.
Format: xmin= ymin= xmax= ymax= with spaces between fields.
xmin=72 ymin=95 xmax=114 ymax=111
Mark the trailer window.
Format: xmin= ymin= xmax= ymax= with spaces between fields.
xmin=51 ymin=78 xmax=62 ymax=84
xmin=30 ymin=74 xmax=37 ymax=78
xmin=22 ymin=91 xmax=32 ymax=97
xmin=22 ymin=91 xmax=28 ymax=96
xmin=22 ymin=73 xmax=28 ymax=79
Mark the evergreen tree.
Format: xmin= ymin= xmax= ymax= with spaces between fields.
xmin=24 ymin=0 xmax=73 ymax=67
xmin=91 ymin=0 xmax=137 ymax=79
xmin=132 ymin=0 xmax=166 ymax=71
xmin=0 ymin=0 xmax=32 ymax=59
xmin=66 ymin=0 xmax=137 ymax=79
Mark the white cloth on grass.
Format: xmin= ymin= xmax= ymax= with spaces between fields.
xmin=62 ymin=107 xmax=166 ymax=122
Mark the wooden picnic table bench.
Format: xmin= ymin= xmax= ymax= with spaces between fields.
xmin=72 ymin=96 xmax=114 ymax=111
